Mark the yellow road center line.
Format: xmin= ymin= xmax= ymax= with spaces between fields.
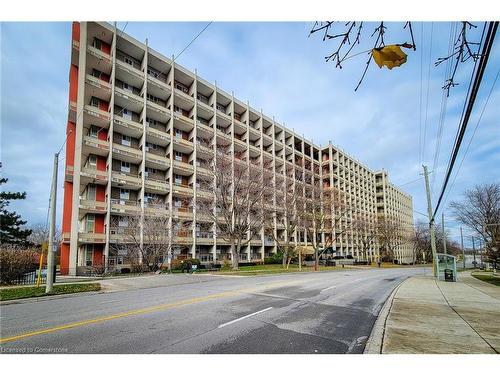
xmin=0 ymin=277 xmax=317 ymax=345
xmin=0 ymin=290 xmax=237 ymax=344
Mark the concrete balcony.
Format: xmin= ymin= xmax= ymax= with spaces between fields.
xmin=83 ymin=136 xmax=109 ymax=157
xmin=146 ymin=125 xmax=170 ymax=146
xmin=172 ymin=206 xmax=193 ymax=219
xmin=79 ymin=199 xmax=107 ymax=215
xmin=173 ymin=160 xmax=194 ymax=174
xmin=62 ymin=232 xmax=71 ymax=243
xmin=111 ymin=171 xmax=142 ymax=189
xmin=144 ymin=177 xmax=169 ymax=193
xmin=173 ymin=137 xmax=194 ymax=152
xmin=172 ymin=181 xmax=193 ymax=195
xmin=87 ymin=45 xmax=112 ymax=65
xmin=147 ymin=100 xmax=170 ymax=117
xmin=80 ymin=167 xmax=108 ymax=185
xmin=173 ymin=112 xmax=194 ymax=128
xmin=113 ymin=116 xmax=143 ymax=139
xmin=78 ymin=232 xmax=106 ymax=244
xmin=144 ymin=202 xmax=169 ymax=216
xmin=85 ymin=74 xmax=111 ymax=95
xmin=116 ymin=58 xmax=144 ymax=82
xmin=65 ymin=165 xmax=74 ymax=182
xmin=174 ymin=234 xmax=194 ymax=245
xmin=196 ymin=121 xmax=213 ymax=136
xmin=115 ymin=86 xmax=144 ymax=107
xmin=84 ymin=104 xmax=110 ymax=124
xmin=145 ymin=152 xmax=170 ymax=170
xmin=111 ymin=199 xmax=141 ymax=215
xmin=147 ymin=75 xmax=171 ymax=93
xmin=234 ymin=137 xmax=246 ymax=148
xmin=112 ymin=143 xmax=143 ymax=163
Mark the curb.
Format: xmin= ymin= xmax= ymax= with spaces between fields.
xmin=0 ymin=290 xmax=102 ymax=306
xmin=364 ymin=277 xmax=408 ymax=354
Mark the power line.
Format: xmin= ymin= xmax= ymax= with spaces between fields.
xmin=433 ymin=21 xmax=498 ymax=219
xmin=418 ymin=22 xmax=424 ymax=164
xmin=174 ymin=22 xmax=212 ymax=62
xmin=421 ymin=22 xmax=434 ymax=163
xmin=442 ymin=67 xmax=500 ymax=206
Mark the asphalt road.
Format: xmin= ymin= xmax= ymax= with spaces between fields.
xmin=0 ymin=267 xmax=428 ymax=354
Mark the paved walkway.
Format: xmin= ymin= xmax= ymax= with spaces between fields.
xmin=378 ymin=272 xmax=500 ymax=354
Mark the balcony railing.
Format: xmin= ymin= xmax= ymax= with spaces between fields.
xmin=85 ymin=74 xmax=111 ymax=92
xmin=145 ymin=153 xmax=169 ymax=167
xmin=81 ymin=167 xmax=108 ymax=183
xmin=111 ymin=171 xmax=142 ymax=187
xmin=78 ymin=232 xmax=106 ymax=243
xmin=147 ymin=100 xmax=170 ymax=116
xmin=79 ymin=199 xmax=107 ymax=212
xmin=87 ymin=45 xmax=111 ymax=64
xmin=112 ymin=143 xmax=143 ymax=160
xmin=83 ymin=135 xmax=109 ymax=152
xmin=111 ymin=199 xmax=141 ymax=213
xmin=115 ymin=86 xmax=143 ymax=105
xmin=113 ymin=115 xmax=143 ymax=134
xmin=145 ymin=177 xmax=169 ymax=192
xmin=84 ymin=104 xmax=110 ymax=122
xmin=146 ymin=125 xmax=170 ymax=143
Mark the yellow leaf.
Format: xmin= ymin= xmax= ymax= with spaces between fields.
xmin=372 ymin=45 xmax=408 ymax=70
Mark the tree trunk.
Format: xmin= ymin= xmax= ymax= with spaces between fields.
xmin=314 ymin=248 xmax=319 ymax=271
xmin=231 ymin=240 xmax=240 ymax=270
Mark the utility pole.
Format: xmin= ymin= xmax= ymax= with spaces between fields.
xmin=422 ymin=165 xmax=437 ymax=276
xmin=45 ymin=153 xmax=59 ymax=294
xmin=460 ymin=227 xmax=465 ymax=269
xmin=472 ymin=236 xmax=476 ymax=268
xmin=442 ymin=212 xmax=447 ymax=255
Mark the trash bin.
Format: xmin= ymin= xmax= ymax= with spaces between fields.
xmin=444 ymin=269 xmax=454 ymax=282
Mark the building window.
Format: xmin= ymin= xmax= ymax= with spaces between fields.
xmin=85 ymin=244 xmax=93 ymax=266
xmin=89 ymin=125 xmax=99 ymax=138
xmin=174 ymin=174 xmax=182 ymax=185
xmin=120 ymin=161 xmax=130 ymax=173
xmin=86 ymin=214 xmax=95 ymax=233
xmin=119 ymin=188 xmax=130 ymax=201
xmin=92 ymin=38 xmax=102 ymax=50
xmin=86 ymin=185 xmax=96 ymax=201
xmin=92 ymin=69 xmax=102 ymax=79
xmin=88 ymin=155 xmax=97 ymax=169
xmin=90 ymin=97 xmax=100 ymax=108
xmin=174 ymin=151 xmax=183 ymax=161
xmin=122 ymin=134 xmax=131 ymax=147
xmin=118 ymin=217 xmax=128 ymax=227
xmin=122 ymin=108 xmax=132 ymax=120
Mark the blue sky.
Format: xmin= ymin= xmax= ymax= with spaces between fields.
xmin=1 ymin=21 xmax=499 ymax=246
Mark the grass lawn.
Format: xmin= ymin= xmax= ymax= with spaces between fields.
xmin=0 ymin=283 xmax=101 ymax=301
xmin=213 ymin=264 xmax=348 ymax=276
xmin=472 ymin=272 xmax=500 ymax=287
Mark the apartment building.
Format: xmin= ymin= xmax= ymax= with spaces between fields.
xmin=60 ymin=21 xmax=414 ymax=275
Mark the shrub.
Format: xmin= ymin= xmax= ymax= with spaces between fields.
xmin=171 ymin=258 xmax=201 ymax=271
xmin=0 ymin=245 xmax=40 ymax=285
xmin=120 ymin=267 xmax=131 ymax=274
xmin=221 ymin=259 xmax=232 ymax=270
xmin=264 ymin=252 xmax=283 ymax=264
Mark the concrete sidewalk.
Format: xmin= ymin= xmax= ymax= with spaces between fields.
xmin=366 ymin=272 xmax=500 ymax=354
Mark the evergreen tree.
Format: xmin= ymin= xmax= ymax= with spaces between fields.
xmin=0 ymin=174 xmax=32 ymax=245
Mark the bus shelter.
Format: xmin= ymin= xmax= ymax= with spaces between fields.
xmin=436 ymin=253 xmax=457 ymax=282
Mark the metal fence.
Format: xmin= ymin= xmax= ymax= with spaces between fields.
xmin=9 ymin=270 xmax=47 ymax=285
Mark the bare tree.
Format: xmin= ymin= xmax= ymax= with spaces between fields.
xmin=351 ymin=214 xmax=378 ymax=261
xmin=376 ymin=214 xmax=410 ymax=262
xmin=309 ymin=21 xmax=486 ymax=93
xmin=450 ymin=183 xmax=500 ymax=265
xmin=198 ymin=146 xmax=273 ymax=270
xmin=272 ymin=167 xmax=304 ymax=269
xmin=110 ymin=198 xmax=189 ymax=272
xmin=301 ymin=184 xmax=354 ymax=270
